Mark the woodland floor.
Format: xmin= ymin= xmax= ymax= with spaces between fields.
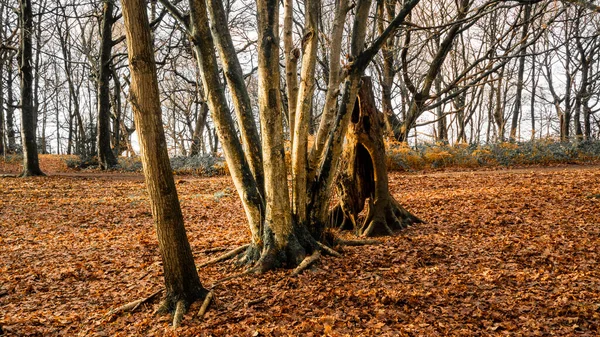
xmin=1 ymin=156 xmax=599 ymax=336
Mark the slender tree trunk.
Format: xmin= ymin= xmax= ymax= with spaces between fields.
xmin=0 ymin=58 xmax=4 ymax=155
xmin=97 ymin=0 xmax=118 ymax=169
xmin=206 ymin=0 xmax=264 ymax=193
xmin=57 ymin=12 xmax=86 ymax=156
xmin=291 ymin=0 xmax=319 ymax=225
xmin=310 ymin=0 xmax=349 ymax=164
xmin=18 ymin=0 xmax=44 ymax=176
xmin=120 ymin=0 xmax=207 ymax=315
xmin=6 ymin=61 xmax=16 ymax=153
xmin=111 ymin=66 xmax=122 ymax=156
xmin=530 ymin=53 xmax=536 ymax=140
xmin=188 ymin=0 xmax=265 ymax=257
xmin=283 ymin=0 xmax=298 ymax=143
xmin=509 ymin=5 xmax=531 ymax=141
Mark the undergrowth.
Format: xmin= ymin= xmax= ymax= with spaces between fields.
xmin=55 ymin=139 xmax=600 ymax=176
xmin=387 ymin=139 xmax=600 ymax=171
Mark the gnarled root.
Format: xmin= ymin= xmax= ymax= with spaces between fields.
xmin=154 ymin=287 xmax=208 ymax=329
xmin=291 ymin=251 xmax=321 ymax=277
xmin=359 ymin=197 xmax=422 ymax=237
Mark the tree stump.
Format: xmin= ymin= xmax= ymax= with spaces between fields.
xmin=331 ymin=77 xmax=422 ymax=237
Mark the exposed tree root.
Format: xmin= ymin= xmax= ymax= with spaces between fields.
xmin=358 ymin=197 xmax=422 ymax=237
xmin=172 ymin=300 xmax=185 ymax=328
xmin=336 ymin=239 xmax=381 ymax=246
xmin=197 ymin=291 xmax=214 ymax=319
xmin=106 ymin=289 xmax=163 ymax=316
xmin=197 ymin=244 xmax=250 ymax=268
xmin=317 ymin=241 xmax=342 ymax=257
xmin=291 ymin=250 xmax=321 ymax=277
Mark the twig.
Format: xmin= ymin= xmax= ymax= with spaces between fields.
xmin=172 ymin=300 xmax=185 ymax=329
xmin=336 ymin=239 xmax=381 ymax=246
xmin=197 ymin=291 xmax=214 ymax=319
xmin=247 ymin=295 xmax=268 ymax=306
xmin=291 ymin=251 xmax=321 ymax=277
xmin=197 ymin=244 xmax=250 ymax=268
xmin=106 ymin=289 xmax=163 ymax=316
xmin=317 ymin=241 xmax=342 ymax=257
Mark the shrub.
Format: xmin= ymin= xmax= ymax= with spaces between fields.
xmin=385 ymin=139 xmax=600 ymax=172
xmin=169 ymin=154 xmax=226 ymax=176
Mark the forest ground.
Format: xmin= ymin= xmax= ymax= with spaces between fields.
xmin=1 ymin=156 xmax=599 ymax=336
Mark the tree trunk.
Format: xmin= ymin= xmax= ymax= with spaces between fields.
xmin=187 ymin=0 xmax=265 ymax=260
xmin=283 ymin=0 xmax=298 ymax=144
xmin=206 ymin=0 xmax=265 ymax=192
xmin=97 ymin=0 xmax=119 ymax=169
xmin=120 ymin=0 xmax=207 ymax=316
xmin=0 ymin=57 xmax=4 ymax=155
xmin=57 ymin=9 xmax=86 ymax=157
xmin=331 ymin=77 xmax=421 ymax=237
xmin=19 ymin=0 xmax=44 ymax=176
xmin=255 ymin=0 xmax=317 ymax=271
xmin=291 ymin=0 xmax=319 ymax=225
xmin=6 ymin=60 xmax=16 ymax=153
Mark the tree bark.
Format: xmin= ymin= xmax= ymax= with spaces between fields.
xmin=187 ymin=0 xmax=265 ymax=257
xmin=509 ymin=4 xmax=532 ymax=142
xmin=97 ymin=0 xmax=119 ymax=169
xmin=18 ymin=0 xmax=44 ymax=176
xmin=6 ymin=60 xmax=16 ymax=153
xmin=291 ymin=0 xmax=319 ymax=225
xmin=206 ymin=0 xmax=264 ymax=192
xmin=120 ymin=0 xmax=207 ymax=315
xmin=332 ymin=77 xmax=421 ymax=237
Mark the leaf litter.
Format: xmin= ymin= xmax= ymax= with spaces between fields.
xmin=0 ymin=157 xmax=599 ymax=336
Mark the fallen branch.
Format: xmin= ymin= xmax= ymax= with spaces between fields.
xmin=197 ymin=244 xmax=250 ymax=268
xmin=247 ymin=295 xmax=268 ymax=306
xmin=197 ymin=291 xmax=214 ymax=319
xmin=106 ymin=289 xmax=163 ymax=316
xmin=172 ymin=300 xmax=185 ymax=328
xmin=317 ymin=241 xmax=342 ymax=257
xmin=336 ymin=239 xmax=381 ymax=246
xmin=291 ymin=251 xmax=321 ymax=277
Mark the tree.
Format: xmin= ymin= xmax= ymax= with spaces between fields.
xmin=18 ymin=0 xmax=44 ymax=176
xmin=157 ymin=0 xmax=421 ymax=272
xmin=332 ymin=77 xmax=422 ymax=236
xmin=119 ymin=0 xmax=208 ymax=325
xmin=97 ymin=0 xmax=119 ymax=169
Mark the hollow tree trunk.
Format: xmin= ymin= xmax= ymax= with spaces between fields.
xmin=120 ymin=0 xmax=207 ymax=315
xmin=331 ymin=77 xmax=421 ymax=237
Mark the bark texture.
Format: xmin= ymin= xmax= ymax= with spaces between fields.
xmin=332 ymin=77 xmax=421 ymax=237
xmin=121 ymin=0 xmax=206 ymax=314
xmin=19 ymin=0 xmax=44 ymax=176
xmin=97 ymin=0 xmax=119 ymax=169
